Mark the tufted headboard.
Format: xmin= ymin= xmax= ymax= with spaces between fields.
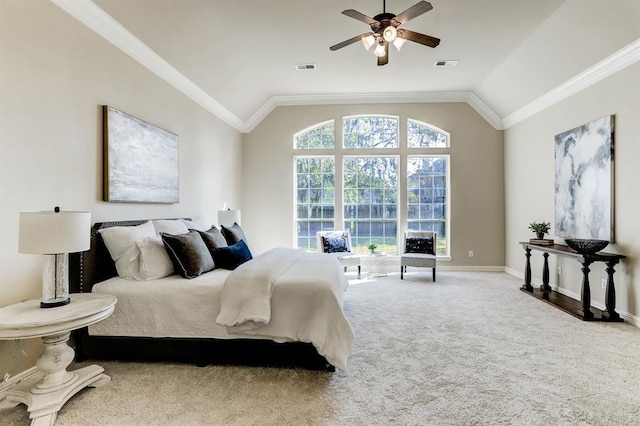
xmin=69 ymin=218 xmax=190 ymax=293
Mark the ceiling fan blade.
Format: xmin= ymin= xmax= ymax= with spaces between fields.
xmin=377 ymin=43 xmax=389 ymax=66
xmin=342 ymin=9 xmax=378 ymax=25
xmin=400 ymin=29 xmax=440 ymax=48
xmin=330 ymin=33 xmax=372 ymax=51
xmin=394 ymin=1 xmax=433 ymax=24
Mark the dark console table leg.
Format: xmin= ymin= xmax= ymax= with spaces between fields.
xmin=522 ymin=247 xmax=533 ymax=291
xmin=602 ymin=260 xmax=622 ymax=321
xmin=541 ymin=252 xmax=551 ymax=292
xmin=579 ymin=259 xmax=594 ymax=320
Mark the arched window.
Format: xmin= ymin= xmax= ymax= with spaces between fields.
xmin=294 ymin=120 xmax=335 ymax=149
xmin=407 ymin=119 xmax=449 ymax=256
xmin=343 ymin=115 xmax=398 ymax=148
xmin=293 ymin=116 xmax=450 ymax=257
xmin=407 ymin=119 xmax=449 ymax=148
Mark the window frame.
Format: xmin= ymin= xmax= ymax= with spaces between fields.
xmin=293 ymin=155 xmax=336 ymax=251
xmin=292 ymin=115 xmax=451 ymax=260
xmin=342 ymin=114 xmax=399 ymax=149
xmin=343 ymin=154 xmax=400 ymax=254
xmin=406 ymin=154 xmax=451 ymax=257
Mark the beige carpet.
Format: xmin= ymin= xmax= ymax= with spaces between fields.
xmin=3 ymin=271 xmax=640 ymax=425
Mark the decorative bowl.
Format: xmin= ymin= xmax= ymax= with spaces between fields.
xmin=564 ymin=238 xmax=609 ymax=254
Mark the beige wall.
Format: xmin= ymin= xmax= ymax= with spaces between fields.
xmin=242 ymin=103 xmax=505 ymax=268
xmin=504 ymin=62 xmax=640 ymax=321
xmin=0 ymin=0 xmax=242 ymax=377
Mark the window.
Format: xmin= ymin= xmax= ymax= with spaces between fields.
xmin=344 ymin=157 xmax=398 ymax=254
xmin=293 ymin=115 xmax=450 ymax=257
xmin=295 ymin=157 xmax=335 ymax=250
xmin=407 ymin=119 xmax=449 ymax=148
xmin=294 ymin=120 xmax=335 ymax=149
xmin=343 ymin=115 xmax=398 ymax=148
xmin=407 ymin=156 xmax=449 ymax=255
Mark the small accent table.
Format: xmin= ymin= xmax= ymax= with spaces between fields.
xmin=368 ymin=253 xmax=387 ymax=277
xmin=0 ymin=293 xmax=116 ymax=425
xmin=519 ymin=242 xmax=625 ymax=321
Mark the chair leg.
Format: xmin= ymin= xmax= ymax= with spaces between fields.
xmin=357 ymin=265 xmax=361 ymax=280
xmin=400 ymin=265 xmax=404 ymax=279
xmin=433 ymin=267 xmax=436 ymax=282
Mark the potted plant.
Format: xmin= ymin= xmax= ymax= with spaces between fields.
xmin=367 ymin=243 xmax=378 ymax=254
xmin=529 ymin=221 xmax=551 ymax=240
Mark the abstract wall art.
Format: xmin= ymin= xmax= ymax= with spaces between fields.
xmin=554 ymin=115 xmax=614 ymax=241
xmin=103 ymin=106 xmax=179 ymax=203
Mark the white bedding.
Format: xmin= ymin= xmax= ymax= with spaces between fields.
xmin=90 ymin=249 xmax=354 ymax=370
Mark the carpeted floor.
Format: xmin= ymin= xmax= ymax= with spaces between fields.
xmin=2 ymin=271 xmax=640 ymax=425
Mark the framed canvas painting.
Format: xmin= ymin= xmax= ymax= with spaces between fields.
xmin=103 ymin=106 xmax=179 ymax=203
xmin=554 ymin=115 xmax=614 ymax=241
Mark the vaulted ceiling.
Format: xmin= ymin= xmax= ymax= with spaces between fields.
xmin=54 ymin=0 xmax=640 ymax=131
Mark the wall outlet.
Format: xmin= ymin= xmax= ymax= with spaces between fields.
xmin=558 ymin=267 xmax=562 ymax=275
xmin=602 ymin=278 xmax=607 ymax=289
xmin=468 ymin=250 xmax=474 ymax=257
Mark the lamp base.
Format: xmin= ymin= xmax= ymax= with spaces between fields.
xmin=40 ymin=298 xmax=70 ymax=309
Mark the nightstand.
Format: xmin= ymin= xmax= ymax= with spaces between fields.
xmin=0 ymin=293 xmax=116 ymax=425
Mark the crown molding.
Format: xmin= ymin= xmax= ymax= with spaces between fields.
xmin=502 ymin=38 xmax=640 ymax=129
xmin=50 ymin=0 xmax=245 ymax=131
xmin=243 ymin=92 xmax=503 ymax=132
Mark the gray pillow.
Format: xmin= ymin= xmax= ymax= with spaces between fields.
xmin=198 ymin=226 xmax=228 ymax=253
xmin=221 ymin=223 xmax=249 ymax=247
xmin=161 ymin=231 xmax=214 ymax=279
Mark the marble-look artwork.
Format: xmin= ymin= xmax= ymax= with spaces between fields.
xmin=555 ymin=115 xmax=613 ymax=241
xmin=104 ymin=106 xmax=179 ymax=203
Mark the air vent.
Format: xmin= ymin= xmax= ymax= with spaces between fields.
xmin=295 ymin=64 xmax=317 ymax=71
xmin=434 ymin=60 xmax=458 ymax=67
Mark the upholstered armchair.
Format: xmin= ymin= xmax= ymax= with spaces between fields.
xmin=317 ymin=230 xmax=361 ymax=279
xmin=400 ymin=231 xmax=437 ymax=281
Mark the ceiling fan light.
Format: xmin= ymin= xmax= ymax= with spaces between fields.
xmin=361 ymin=34 xmax=376 ymax=50
xmin=382 ymin=25 xmax=397 ymax=42
xmin=373 ymin=41 xmax=386 ymax=58
xmin=393 ymin=37 xmax=407 ymax=51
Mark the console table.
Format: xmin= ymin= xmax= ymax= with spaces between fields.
xmin=519 ymin=242 xmax=625 ymax=322
xmin=0 ymin=293 xmax=116 ymax=425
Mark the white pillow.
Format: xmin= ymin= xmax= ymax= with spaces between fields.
xmin=152 ymin=219 xmax=189 ymax=235
xmin=137 ymin=236 xmax=174 ymax=280
xmin=98 ymin=220 xmax=156 ymax=261
xmin=181 ymin=219 xmax=208 ymax=232
xmin=114 ymin=245 xmax=143 ymax=280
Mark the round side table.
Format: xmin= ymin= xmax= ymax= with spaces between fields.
xmin=368 ymin=253 xmax=388 ymax=277
xmin=0 ymin=293 xmax=116 ymax=425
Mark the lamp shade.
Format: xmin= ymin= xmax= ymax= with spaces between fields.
xmin=382 ymin=25 xmax=397 ymax=42
xmin=218 ymin=209 xmax=241 ymax=228
xmin=19 ymin=211 xmax=91 ymax=254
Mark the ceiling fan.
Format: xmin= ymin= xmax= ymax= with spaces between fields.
xmin=330 ymin=0 xmax=440 ymax=66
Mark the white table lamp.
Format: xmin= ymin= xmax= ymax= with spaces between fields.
xmin=218 ymin=209 xmax=241 ymax=227
xmin=19 ymin=208 xmax=91 ymax=308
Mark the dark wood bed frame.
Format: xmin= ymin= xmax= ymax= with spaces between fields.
xmin=69 ymin=219 xmax=334 ymax=371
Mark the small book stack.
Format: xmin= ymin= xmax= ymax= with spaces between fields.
xmin=529 ymin=238 xmax=554 ymax=246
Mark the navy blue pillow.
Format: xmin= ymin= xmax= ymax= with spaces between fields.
xmin=322 ymin=235 xmax=349 ymax=253
xmin=405 ymin=237 xmax=434 ymax=254
xmin=213 ymin=240 xmax=253 ymax=270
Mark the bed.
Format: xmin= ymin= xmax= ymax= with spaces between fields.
xmin=69 ymin=219 xmax=354 ymax=371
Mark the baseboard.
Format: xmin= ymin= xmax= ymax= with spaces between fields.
xmin=438 ymin=265 xmax=506 ymax=272
xmin=504 ymin=268 xmax=638 ymax=327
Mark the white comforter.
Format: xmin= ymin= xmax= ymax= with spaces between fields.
xmin=91 ymin=248 xmax=354 ymax=370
